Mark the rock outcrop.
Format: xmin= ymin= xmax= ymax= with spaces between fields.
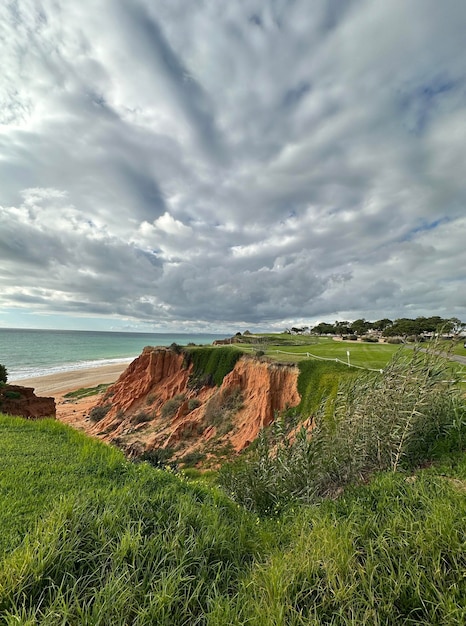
xmin=86 ymin=347 xmax=301 ymax=465
xmin=0 ymin=385 xmax=56 ymax=419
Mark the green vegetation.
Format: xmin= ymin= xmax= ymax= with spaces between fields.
xmin=3 ymin=390 xmax=22 ymax=399
xmin=1 ymin=337 xmax=465 ymax=624
xmin=0 ymin=416 xmax=125 ymax=557
xmin=0 ymin=364 xmax=7 ymax=384
xmin=187 ymin=397 xmax=201 ymax=411
xmin=258 ymin=337 xmax=400 ymax=369
xmin=161 ymin=393 xmax=186 ymax=418
xmin=88 ymin=404 xmax=111 ymax=422
xmin=1 ymin=410 xmax=465 ymax=624
xmin=220 ymin=344 xmax=466 ymax=515
xmin=296 ymin=359 xmax=357 ymax=419
xmin=186 ymin=346 xmax=243 ymax=387
xmin=230 ymin=468 xmax=466 ymax=625
xmin=130 ymin=410 xmax=153 ymax=424
xmin=0 ymin=415 xmax=266 ymax=624
xmin=63 ymin=383 xmax=111 ymax=400
xmin=310 ymin=315 xmax=464 ymax=337
xmin=203 ymin=387 xmax=244 ymax=434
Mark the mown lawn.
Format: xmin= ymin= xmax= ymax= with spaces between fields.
xmin=242 ymin=337 xmax=402 ymax=370
xmin=0 ymin=412 xmax=465 ymax=624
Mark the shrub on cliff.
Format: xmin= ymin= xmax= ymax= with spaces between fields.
xmin=161 ymin=394 xmax=186 ymax=419
xmin=88 ymin=405 xmax=111 ymax=422
xmin=0 ymin=365 xmax=7 ymax=384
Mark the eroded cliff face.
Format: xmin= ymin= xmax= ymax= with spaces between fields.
xmin=0 ymin=385 xmax=56 ymax=419
xmin=87 ymin=347 xmax=300 ymax=465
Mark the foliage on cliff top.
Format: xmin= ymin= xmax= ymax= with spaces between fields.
xmin=295 ymin=359 xmax=356 ymax=419
xmin=185 ymin=346 xmax=243 ymax=387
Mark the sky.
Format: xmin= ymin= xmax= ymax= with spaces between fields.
xmin=1 ymin=0 xmax=465 ymax=333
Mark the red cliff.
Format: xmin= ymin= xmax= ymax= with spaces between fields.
xmin=87 ymin=347 xmax=301 ymax=466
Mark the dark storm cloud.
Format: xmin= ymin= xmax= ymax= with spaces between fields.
xmin=1 ymin=0 xmax=465 ymax=330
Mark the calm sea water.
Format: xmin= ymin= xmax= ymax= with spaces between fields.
xmin=0 ymin=329 xmax=224 ymax=380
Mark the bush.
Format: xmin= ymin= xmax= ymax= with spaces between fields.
xmin=0 ymin=364 xmax=7 ymax=384
xmin=4 ymin=390 xmax=22 ymax=399
xmin=145 ymin=394 xmax=157 ymax=405
xmin=386 ymin=337 xmax=403 ymax=344
xmin=88 ymin=405 xmax=111 ymax=422
xmin=204 ymin=387 xmax=243 ymax=434
xmin=187 ymin=398 xmax=201 ymax=412
xmin=161 ymin=394 xmax=186 ymax=419
xmin=361 ymin=335 xmax=378 ymax=342
xmin=131 ymin=411 xmax=152 ymax=424
xmin=180 ymin=450 xmax=206 ymax=467
xmin=169 ymin=342 xmax=183 ymax=354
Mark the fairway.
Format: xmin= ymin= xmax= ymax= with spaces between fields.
xmin=242 ymin=336 xmax=402 ymax=370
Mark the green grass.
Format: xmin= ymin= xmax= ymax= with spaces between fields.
xmin=264 ymin=338 xmax=401 ymax=369
xmin=63 ymin=383 xmax=111 ymax=399
xmin=0 ymin=415 xmax=126 ymax=556
xmin=236 ymin=336 xmax=403 ymax=370
xmin=231 ymin=465 xmax=466 ymax=625
xmin=296 ymin=359 xmax=357 ymax=418
xmin=437 ymin=339 xmax=466 ymax=357
xmin=185 ymin=346 xmax=243 ymax=387
xmin=0 ymin=413 xmax=465 ymax=624
xmin=0 ymin=414 xmax=269 ymax=624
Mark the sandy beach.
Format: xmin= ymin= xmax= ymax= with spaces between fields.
xmin=10 ymin=362 xmax=129 ymax=396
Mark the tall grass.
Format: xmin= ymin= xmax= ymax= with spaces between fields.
xmin=220 ymin=343 xmax=466 ymax=514
xmin=226 ymin=469 xmax=466 ymax=625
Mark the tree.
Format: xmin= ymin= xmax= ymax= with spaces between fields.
xmin=448 ymin=317 xmax=466 ymax=335
xmin=383 ymin=318 xmax=419 ymax=337
xmin=312 ymin=322 xmax=335 ymax=335
xmin=0 ymin=364 xmax=7 ymax=384
xmin=334 ymin=321 xmax=350 ymax=336
xmin=350 ymin=318 xmax=372 ymax=335
xmin=372 ymin=318 xmax=393 ymax=332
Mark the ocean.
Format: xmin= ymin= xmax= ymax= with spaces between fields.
xmin=0 ymin=329 xmax=225 ymax=381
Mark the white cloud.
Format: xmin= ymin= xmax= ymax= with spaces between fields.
xmin=0 ymin=0 xmax=465 ymax=330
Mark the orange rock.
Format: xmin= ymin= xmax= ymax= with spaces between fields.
xmin=0 ymin=385 xmax=56 ymax=419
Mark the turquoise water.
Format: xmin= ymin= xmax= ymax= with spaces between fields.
xmin=0 ymin=329 xmax=224 ymax=380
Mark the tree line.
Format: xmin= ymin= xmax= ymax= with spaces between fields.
xmin=287 ymin=316 xmax=465 ymax=338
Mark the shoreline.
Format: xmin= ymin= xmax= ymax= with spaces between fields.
xmin=9 ymin=362 xmax=129 ymax=397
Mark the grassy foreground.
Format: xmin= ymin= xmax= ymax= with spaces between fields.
xmin=0 ymin=413 xmax=465 ymax=624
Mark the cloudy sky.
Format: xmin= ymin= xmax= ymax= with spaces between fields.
xmin=1 ymin=0 xmax=465 ymax=332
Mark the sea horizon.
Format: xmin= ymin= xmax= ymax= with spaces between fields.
xmin=0 ymin=328 xmax=225 ymax=381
